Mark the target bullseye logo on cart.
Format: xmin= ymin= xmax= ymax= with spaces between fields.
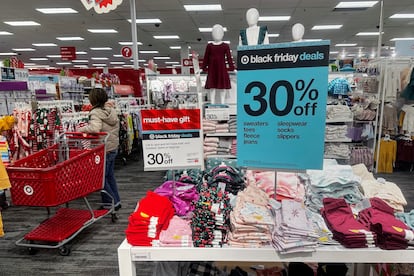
xmin=24 ymin=185 xmax=34 ymax=196
xmin=95 ymin=155 xmax=101 ymax=164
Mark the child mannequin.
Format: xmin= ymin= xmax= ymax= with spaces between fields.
xmin=292 ymin=23 xmax=305 ymax=42
xmin=239 ymin=8 xmax=269 ymax=46
xmin=202 ymin=24 xmax=234 ymax=104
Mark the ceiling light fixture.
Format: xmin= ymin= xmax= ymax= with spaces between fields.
xmin=127 ymin=18 xmax=162 ymax=24
xmin=258 ymin=16 xmax=291 ymax=21
xmin=119 ymin=41 xmax=142 ymax=45
xmin=0 ymin=52 xmax=17 ymax=56
xmin=76 ymin=51 xmax=88 ymax=55
xmin=153 ymin=56 xmax=171 ymax=60
xmin=139 ymin=50 xmax=159 ymax=54
xmin=72 ymin=60 xmax=89 ymax=63
xmin=312 ymin=25 xmax=343 ymax=30
xmin=334 ymin=1 xmax=378 ymax=9
xmin=113 ymin=54 xmax=123 ymax=57
xmin=87 ymin=29 xmax=118 ymax=33
xmin=153 ymin=35 xmax=179 ymax=39
xmin=46 ymin=55 xmax=61 ymax=58
xmin=390 ymin=37 xmax=414 ymax=41
xmin=184 ymin=5 xmax=222 ymax=11
xmin=267 ymin=33 xmax=280 ymax=38
xmin=199 ymin=27 xmax=228 ymax=32
xmin=335 ymin=43 xmax=357 ymax=46
xmin=32 ymin=43 xmax=57 ymax=47
xmin=56 ymin=62 xmax=72 ymax=65
xmin=110 ymin=61 xmax=126 ymax=65
xmin=12 ymin=48 xmax=35 ymax=51
xmin=170 ymin=46 xmax=181 ymax=50
xmin=0 ymin=31 xmax=13 ymax=35
xmin=356 ymin=32 xmax=381 ymax=36
xmin=30 ymin=57 xmax=48 ymax=61
xmin=36 ymin=8 xmax=78 ymax=14
xmin=57 ymin=36 xmax=84 ymax=41
xmin=165 ymin=61 xmax=180 ymax=64
xmin=4 ymin=21 xmax=40 ymax=26
xmin=91 ymin=57 xmax=109 ymax=60
xmin=208 ymin=40 xmax=230 ymax=44
xmin=90 ymin=47 xmax=112 ymax=50
xmin=390 ymin=13 xmax=414 ymax=19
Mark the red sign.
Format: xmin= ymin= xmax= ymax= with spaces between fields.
xmin=60 ymin=47 xmax=76 ymax=61
xmin=182 ymin=58 xmax=193 ymax=66
xmin=182 ymin=58 xmax=203 ymax=67
xmin=121 ymin=46 xmax=132 ymax=58
xmin=141 ymin=109 xmax=200 ymax=131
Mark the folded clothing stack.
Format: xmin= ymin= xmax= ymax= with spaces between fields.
xmin=273 ymin=200 xmax=319 ymax=254
xmin=158 ymin=215 xmax=193 ymax=247
xmin=154 ymin=180 xmax=199 ymax=217
xmin=358 ymin=197 xmax=414 ymax=250
xmin=326 ymin=104 xmax=353 ymax=120
xmin=228 ymin=115 xmax=237 ymax=133
xmin=321 ymin=197 xmax=376 ymax=248
xmin=191 ymin=184 xmax=232 ymax=247
xmin=228 ymin=184 xmax=273 ymax=248
xmin=204 ymin=137 xmax=219 ymax=158
xmin=125 ymin=191 xmax=175 ymax=246
xmin=302 ymin=160 xmax=364 ymax=212
xmin=325 ymin=125 xmax=349 ymax=141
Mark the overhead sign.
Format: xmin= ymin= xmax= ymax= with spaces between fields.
xmin=236 ymin=40 xmax=330 ymax=170
xmin=1 ymin=67 xmax=15 ymax=81
xmin=395 ymin=40 xmax=414 ymax=57
xmin=60 ymin=47 xmax=76 ymax=61
xmin=121 ymin=46 xmax=132 ymax=58
xmin=140 ymin=109 xmax=203 ymax=171
xmin=80 ymin=0 xmax=123 ymax=14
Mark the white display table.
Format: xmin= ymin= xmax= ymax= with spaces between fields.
xmin=117 ymin=239 xmax=414 ymax=276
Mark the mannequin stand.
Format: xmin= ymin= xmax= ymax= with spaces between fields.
xmin=209 ymin=89 xmax=226 ymax=104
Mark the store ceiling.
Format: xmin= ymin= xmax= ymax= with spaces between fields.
xmin=1 ymin=0 xmax=414 ymax=70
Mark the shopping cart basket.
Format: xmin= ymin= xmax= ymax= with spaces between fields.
xmin=7 ymin=132 xmax=117 ymax=256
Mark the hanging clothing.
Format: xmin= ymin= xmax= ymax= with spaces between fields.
xmin=239 ymin=26 xmax=268 ymax=46
xmin=401 ymin=67 xmax=414 ymax=100
xmin=376 ymin=139 xmax=397 ymax=173
xmin=0 ymin=159 xmax=10 ymax=190
xmin=382 ymin=103 xmax=398 ymax=134
xmin=202 ymin=42 xmax=234 ymax=89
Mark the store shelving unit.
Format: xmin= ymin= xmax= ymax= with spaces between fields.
xmin=118 ymin=239 xmax=414 ymax=276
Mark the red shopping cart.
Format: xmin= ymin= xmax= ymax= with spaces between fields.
xmin=7 ymin=132 xmax=117 ymax=256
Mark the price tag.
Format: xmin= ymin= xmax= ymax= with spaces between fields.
xmin=132 ymin=252 xmax=151 ymax=261
xmin=205 ymin=106 xmax=230 ymax=121
xmin=236 ymin=41 xmax=330 ymax=170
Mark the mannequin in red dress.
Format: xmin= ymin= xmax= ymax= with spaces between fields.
xmin=202 ymin=24 xmax=234 ymax=104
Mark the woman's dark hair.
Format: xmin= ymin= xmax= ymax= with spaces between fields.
xmin=88 ymin=88 xmax=108 ymax=108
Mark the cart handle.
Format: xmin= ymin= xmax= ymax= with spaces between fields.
xmin=62 ymin=132 xmax=109 ymax=140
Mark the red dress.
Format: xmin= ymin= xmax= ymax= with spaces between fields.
xmin=202 ymin=42 xmax=235 ymax=89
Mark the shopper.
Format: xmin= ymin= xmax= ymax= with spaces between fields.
xmin=78 ymin=88 xmax=121 ymax=210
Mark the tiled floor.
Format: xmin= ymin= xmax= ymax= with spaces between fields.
xmin=1 ymin=155 xmax=414 ymax=275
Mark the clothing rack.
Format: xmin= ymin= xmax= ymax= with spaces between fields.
xmin=373 ymin=58 xmax=414 ymax=172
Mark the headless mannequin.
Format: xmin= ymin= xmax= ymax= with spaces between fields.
xmin=209 ymin=24 xmax=226 ymax=104
xmin=292 ymin=23 xmax=305 ymax=42
xmin=239 ymin=8 xmax=269 ymax=46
